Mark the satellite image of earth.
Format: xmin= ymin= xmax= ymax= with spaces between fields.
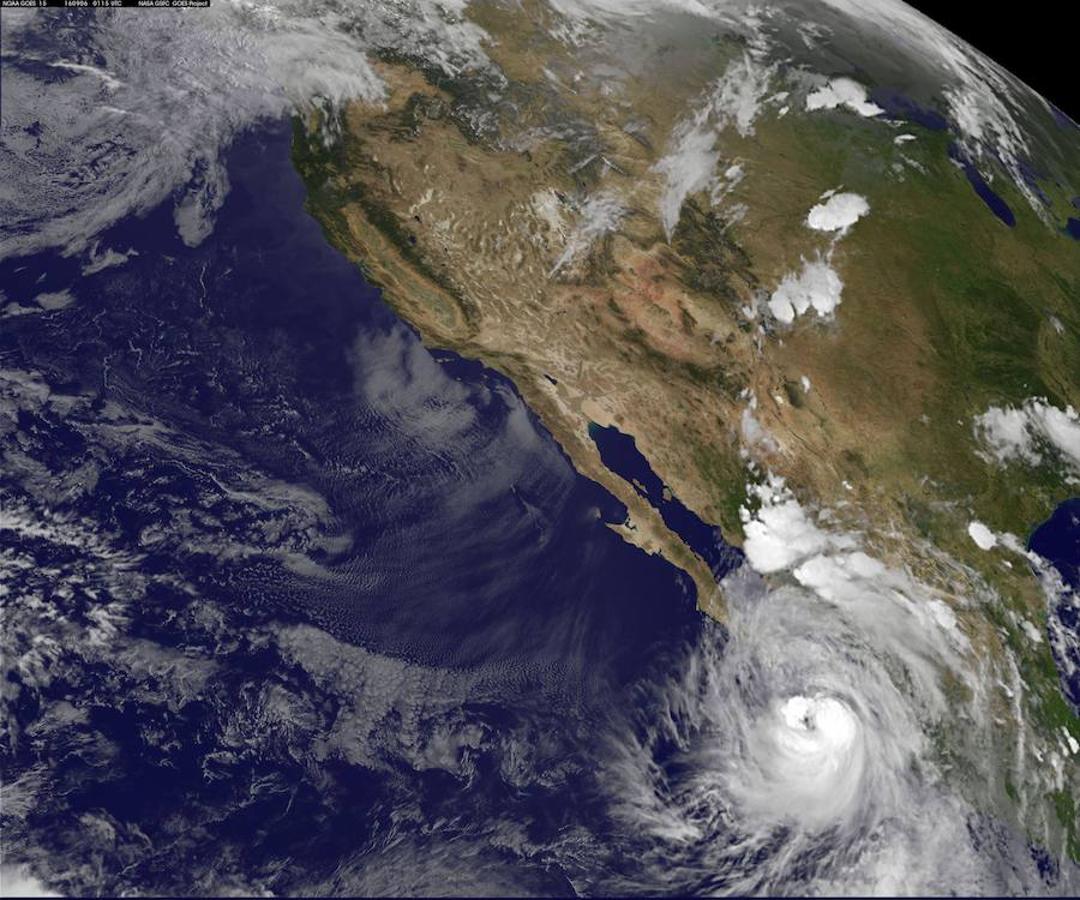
xmin=1 ymin=0 xmax=1079 ymax=896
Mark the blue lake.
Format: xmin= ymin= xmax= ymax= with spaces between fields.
xmin=867 ymin=89 xmax=1028 ymax=230
xmin=948 ymin=143 xmax=1016 ymax=227
xmin=869 ymin=88 xmax=950 ymax=131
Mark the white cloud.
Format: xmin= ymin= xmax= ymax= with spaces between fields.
xmin=974 ymin=399 xmax=1080 ymax=472
xmin=967 ymin=521 xmax=997 ymax=550
xmin=82 ymin=243 xmax=138 ymax=276
xmin=805 ymin=77 xmax=884 ymax=117
xmin=1 ymin=1 xmax=491 ymax=259
xmin=814 ymin=0 xmax=1052 ymax=222
xmin=49 ymin=60 xmax=123 ymax=91
xmin=1020 ymin=619 xmax=1044 ymax=645
xmin=549 ymin=191 xmax=627 ymax=276
xmin=740 ymin=476 xmax=850 ymax=572
xmin=655 ymin=53 xmax=774 ymax=238
xmin=793 ymin=550 xmax=885 ymax=599
xmin=739 ymin=476 xmax=969 ymax=652
xmin=0 ymin=866 xmax=62 ymax=897
xmin=32 ymin=290 xmax=75 ymax=311
xmin=711 ymin=54 xmax=776 ymax=138
xmin=767 ymin=255 xmax=843 ymax=324
xmin=740 ymin=405 xmax=778 ymax=453
xmin=806 ymin=192 xmax=870 ymax=233
xmin=1064 ymin=728 xmax=1079 ymax=756
xmin=655 ymin=116 xmax=722 ymax=241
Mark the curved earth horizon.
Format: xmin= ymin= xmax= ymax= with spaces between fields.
xmin=1 ymin=1 xmax=1078 ymax=896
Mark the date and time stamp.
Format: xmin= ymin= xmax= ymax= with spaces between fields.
xmin=1 ymin=0 xmax=210 ymax=7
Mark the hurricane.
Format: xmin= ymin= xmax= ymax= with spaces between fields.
xmin=592 ymin=530 xmax=1029 ymax=894
xmin=2 ymin=0 xmax=1078 ymax=896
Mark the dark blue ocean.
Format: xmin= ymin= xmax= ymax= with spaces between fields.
xmin=3 ymin=119 xmax=1078 ymax=896
xmin=0 ymin=121 xmax=738 ymax=895
xmin=1 ymin=122 xmax=711 ymax=664
xmin=1031 ymin=498 xmax=1080 ymax=712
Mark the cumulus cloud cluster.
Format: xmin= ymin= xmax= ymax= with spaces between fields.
xmin=967 ymin=520 xmax=998 ymax=550
xmin=739 ymin=476 xmax=968 ymax=650
xmin=805 ymin=76 xmax=884 ymax=117
xmin=805 ymin=191 xmax=871 ymax=233
xmin=974 ymin=399 xmax=1080 ymax=472
xmin=765 ymin=189 xmax=868 ymax=325
xmin=740 ymin=477 xmax=844 ymax=572
xmin=766 ymin=255 xmax=844 ymax=324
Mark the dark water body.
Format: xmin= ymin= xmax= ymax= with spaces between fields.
xmin=1031 ymin=499 xmax=1080 ymax=591
xmin=1 ymin=122 xmax=702 ymax=674
xmin=587 ymin=422 xmax=743 ymax=580
xmin=1 ymin=120 xmax=728 ymax=894
xmin=869 ymin=87 xmax=950 ymax=131
xmin=1029 ymin=498 xmax=1080 ymax=713
xmin=6 ymin=114 xmax=1077 ymax=898
xmin=865 ymin=90 xmax=1024 ymax=228
xmin=948 ymin=143 xmax=1016 ymax=227
xmin=1051 ymin=104 xmax=1080 ymax=130
xmin=0 ymin=121 xmax=717 ymax=682
xmin=1017 ymin=158 xmax=1052 ymax=208
xmin=1065 ymin=217 xmax=1080 ymax=239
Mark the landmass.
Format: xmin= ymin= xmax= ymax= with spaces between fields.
xmin=291 ymin=0 xmax=1080 ymax=862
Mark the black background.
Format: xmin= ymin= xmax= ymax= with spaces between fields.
xmin=908 ymin=1 xmax=1078 ymax=122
